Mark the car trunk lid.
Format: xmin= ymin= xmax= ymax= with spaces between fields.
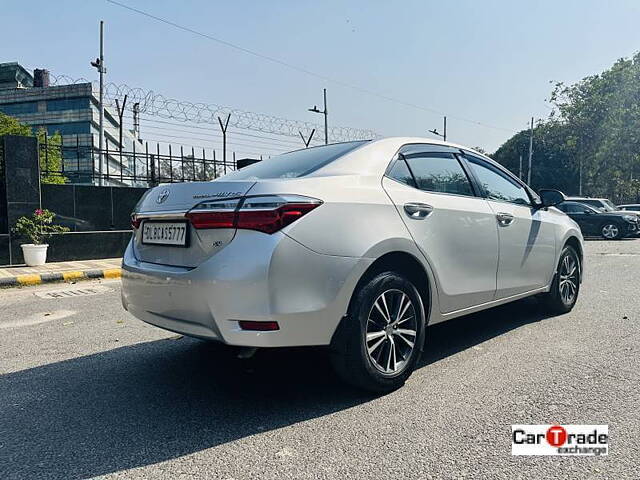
xmin=132 ymin=181 xmax=255 ymax=267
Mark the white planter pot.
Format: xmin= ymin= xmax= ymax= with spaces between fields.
xmin=21 ymin=244 xmax=49 ymax=266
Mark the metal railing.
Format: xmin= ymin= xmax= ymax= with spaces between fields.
xmin=39 ymin=136 xmax=242 ymax=187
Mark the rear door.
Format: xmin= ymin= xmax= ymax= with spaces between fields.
xmin=133 ymin=181 xmax=255 ymax=267
xmin=382 ymin=144 xmax=498 ymax=313
xmin=461 ymin=153 xmax=556 ymax=298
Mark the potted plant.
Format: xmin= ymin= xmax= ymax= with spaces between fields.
xmin=13 ymin=209 xmax=69 ymax=266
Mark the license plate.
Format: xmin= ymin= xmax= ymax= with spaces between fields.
xmin=142 ymin=221 xmax=188 ymax=246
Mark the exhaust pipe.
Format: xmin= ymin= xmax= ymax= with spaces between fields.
xmin=236 ymin=347 xmax=258 ymax=359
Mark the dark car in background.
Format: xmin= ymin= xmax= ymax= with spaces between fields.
xmin=567 ymin=197 xmax=640 ymax=217
xmin=557 ymin=201 xmax=639 ymax=239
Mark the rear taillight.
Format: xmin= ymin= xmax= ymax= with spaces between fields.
xmin=185 ymin=198 xmax=240 ymax=229
xmin=131 ymin=215 xmax=141 ymax=229
xmin=185 ymin=195 xmax=322 ymax=234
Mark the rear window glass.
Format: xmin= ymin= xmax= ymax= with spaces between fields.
xmin=218 ymin=141 xmax=368 ymax=181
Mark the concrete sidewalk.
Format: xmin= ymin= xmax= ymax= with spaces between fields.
xmin=0 ymin=258 xmax=121 ymax=288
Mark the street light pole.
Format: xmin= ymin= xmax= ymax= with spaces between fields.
xmin=308 ymin=88 xmax=329 ymax=145
xmin=579 ymin=157 xmax=583 ymax=196
xmin=91 ymin=21 xmax=106 ymax=185
xmin=323 ymin=88 xmax=328 ymax=145
xmin=527 ymin=117 xmax=534 ymax=185
xmin=443 ymin=116 xmax=447 ymax=142
xmin=428 ymin=116 xmax=447 ymax=142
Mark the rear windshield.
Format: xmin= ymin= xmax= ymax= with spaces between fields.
xmin=218 ymin=141 xmax=368 ymax=181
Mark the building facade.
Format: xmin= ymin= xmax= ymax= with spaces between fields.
xmin=0 ymin=62 xmax=143 ymax=185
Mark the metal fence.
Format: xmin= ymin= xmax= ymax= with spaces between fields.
xmin=39 ymin=136 xmax=243 ymax=187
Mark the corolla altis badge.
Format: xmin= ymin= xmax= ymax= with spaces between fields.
xmin=156 ymin=189 xmax=170 ymax=204
xmin=192 ymin=192 xmax=243 ymax=199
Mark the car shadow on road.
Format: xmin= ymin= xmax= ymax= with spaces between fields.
xmin=1 ymin=297 xmax=550 ymax=479
xmin=419 ymin=296 xmax=550 ymax=367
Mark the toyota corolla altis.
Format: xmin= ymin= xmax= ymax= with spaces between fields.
xmin=122 ymin=138 xmax=583 ymax=392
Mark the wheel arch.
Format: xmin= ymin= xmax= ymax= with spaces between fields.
xmin=350 ymin=251 xmax=432 ymax=322
xmin=562 ymin=235 xmax=584 ymax=282
xmin=564 ymin=235 xmax=583 ymax=262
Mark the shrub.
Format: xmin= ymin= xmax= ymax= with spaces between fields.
xmin=13 ymin=209 xmax=70 ymax=245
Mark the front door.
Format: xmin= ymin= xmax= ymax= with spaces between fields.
xmin=382 ymin=145 xmax=499 ymax=313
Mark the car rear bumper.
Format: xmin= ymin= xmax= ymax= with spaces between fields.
xmin=121 ymin=230 xmax=372 ymax=347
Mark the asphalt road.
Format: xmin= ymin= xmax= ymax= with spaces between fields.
xmin=1 ymin=240 xmax=639 ymax=479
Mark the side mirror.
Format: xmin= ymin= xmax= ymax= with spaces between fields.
xmin=538 ymin=189 xmax=566 ymax=208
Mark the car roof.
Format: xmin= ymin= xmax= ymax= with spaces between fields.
xmin=566 ymin=197 xmax=608 ymax=201
xmin=562 ymin=201 xmax=600 ymax=209
xmin=370 ymin=136 xmax=487 ymax=156
xmin=321 ymin=136 xmax=499 ymax=178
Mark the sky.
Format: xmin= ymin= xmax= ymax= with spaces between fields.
xmin=2 ymin=0 xmax=640 ymax=154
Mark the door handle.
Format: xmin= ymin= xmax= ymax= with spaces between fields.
xmin=496 ymin=212 xmax=515 ymax=226
xmin=404 ymin=202 xmax=434 ymax=219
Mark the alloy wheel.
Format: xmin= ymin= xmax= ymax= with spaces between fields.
xmin=365 ymin=289 xmax=418 ymax=375
xmin=602 ymin=224 xmax=619 ymax=239
xmin=558 ymin=254 xmax=579 ymax=305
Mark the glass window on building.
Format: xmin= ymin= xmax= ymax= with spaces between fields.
xmin=0 ymin=101 xmax=38 ymax=115
xmin=47 ymin=98 xmax=90 ymax=112
xmin=45 ymin=122 xmax=91 ymax=136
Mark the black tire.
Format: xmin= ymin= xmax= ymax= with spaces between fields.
xmin=600 ymin=222 xmax=622 ymax=240
xmin=330 ymin=271 xmax=426 ymax=393
xmin=539 ymin=245 xmax=581 ymax=314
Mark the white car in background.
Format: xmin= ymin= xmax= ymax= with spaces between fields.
xmin=122 ymin=138 xmax=583 ymax=392
xmin=618 ymin=203 xmax=640 ymax=215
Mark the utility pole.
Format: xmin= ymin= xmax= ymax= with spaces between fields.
xmin=519 ymin=154 xmax=523 ymax=180
xmin=429 ymin=116 xmax=447 ymax=142
xmin=527 ymin=117 xmax=534 ymax=185
xmin=90 ymin=21 xmax=106 ymax=186
xmin=308 ymin=89 xmax=328 ymax=144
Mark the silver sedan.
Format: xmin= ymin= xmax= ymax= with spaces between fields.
xmin=122 ymin=138 xmax=583 ymax=392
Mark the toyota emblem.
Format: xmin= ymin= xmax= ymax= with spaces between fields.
xmin=156 ymin=189 xmax=170 ymax=204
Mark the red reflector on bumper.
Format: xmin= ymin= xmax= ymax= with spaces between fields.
xmin=238 ymin=321 xmax=280 ymax=331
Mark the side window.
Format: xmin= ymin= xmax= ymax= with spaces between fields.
xmin=403 ymin=152 xmax=474 ymax=196
xmin=561 ymin=203 xmax=582 ymax=213
xmin=387 ymin=157 xmax=416 ymax=187
xmin=465 ymin=155 xmax=530 ymax=205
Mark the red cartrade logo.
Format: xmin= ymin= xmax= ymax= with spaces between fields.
xmin=512 ymin=424 xmax=608 ymax=456
xmin=546 ymin=425 xmax=567 ymax=447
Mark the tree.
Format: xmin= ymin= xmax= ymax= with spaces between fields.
xmin=492 ymin=52 xmax=640 ymax=203
xmin=0 ymin=112 xmax=66 ymax=184
xmin=37 ymin=128 xmax=66 ymax=184
xmin=0 ymin=111 xmax=31 ymax=136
